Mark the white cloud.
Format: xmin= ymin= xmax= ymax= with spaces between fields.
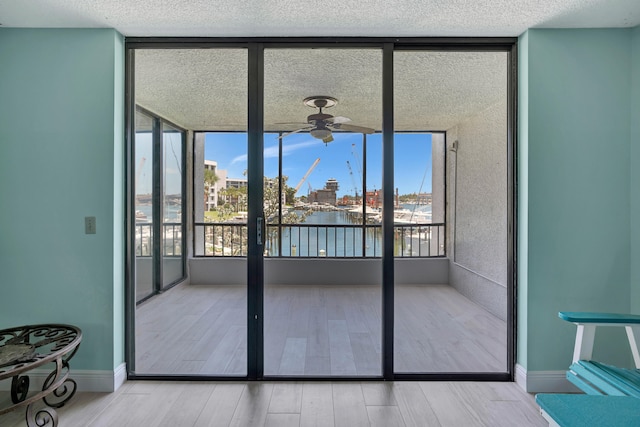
xmin=231 ymin=137 xmax=316 ymax=164
xmin=230 ymin=153 xmax=248 ymax=165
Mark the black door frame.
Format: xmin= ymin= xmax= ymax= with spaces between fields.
xmin=125 ymin=37 xmax=517 ymax=382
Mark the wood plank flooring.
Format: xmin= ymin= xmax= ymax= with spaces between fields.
xmin=0 ymin=380 xmax=546 ymax=427
xmin=135 ymin=283 xmax=506 ymax=376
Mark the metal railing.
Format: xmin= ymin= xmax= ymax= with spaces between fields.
xmin=267 ymin=223 xmax=381 ymax=257
xmin=135 ymin=222 xmax=183 ymax=257
xmin=393 ymin=223 xmax=445 ymax=257
xmin=194 ymin=222 xmax=248 ymax=257
xmin=193 ymin=222 xmax=445 ymax=258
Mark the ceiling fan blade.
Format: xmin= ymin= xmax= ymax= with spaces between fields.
xmin=331 ymin=123 xmax=376 ymax=134
xmin=326 ymin=116 xmax=351 ymax=124
xmin=278 ymin=126 xmax=312 ymax=139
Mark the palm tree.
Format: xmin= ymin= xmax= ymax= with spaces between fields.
xmin=204 ymin=169 xmax=219 ymax=211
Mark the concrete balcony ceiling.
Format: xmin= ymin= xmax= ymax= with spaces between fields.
xmin=133 ymin=49 xmax=508 ymax=132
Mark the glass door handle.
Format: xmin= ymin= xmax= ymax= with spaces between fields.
xmin=257 ymin=217 xmax=265 ymax=246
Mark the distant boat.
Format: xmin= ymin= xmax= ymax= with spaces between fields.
xmin=347 ymin=205 xmax=380 ymax=215
xmin=135 ymin=210 xmax=148 ymax=222
xmin=394 ymin=207 xmax=431 ymax=224
xmin=229 ymin=211 xmax=248 ymax=222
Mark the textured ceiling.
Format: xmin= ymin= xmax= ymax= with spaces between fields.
xmin=1 ymin=0 xmax=639 ymax=37
xmin=4 ymin=0 xmax=637 ymax=131
xmin=135 ymin=48 xmax=506 ymax=132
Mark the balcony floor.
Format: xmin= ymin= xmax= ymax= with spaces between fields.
xmin=135 ymin=283 xmax=506 ymax=376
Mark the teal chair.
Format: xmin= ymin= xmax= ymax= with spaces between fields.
xmin=535 ymin=312 xmax=640 ymax=426
xmin=559 ymin=312 xmax=640 ymax=397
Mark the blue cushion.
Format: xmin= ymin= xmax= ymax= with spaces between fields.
xmin=536 ymin=394 xmax=640 ymax=427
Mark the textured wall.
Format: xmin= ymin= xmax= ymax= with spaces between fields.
xmin=190 ymin=258 xmax=449 ymax=286
xmin=446 ymin=94 xmax=508 ymax=318
xmin=449 ymin=99 xmax=508 ymax=285
xmin=449 ymin=265 xmax=507 ymax=320
xmin=432 ymin=133 xmax=446 ymax=224
xmin=0 ymin=29 xmax=124 ymax=371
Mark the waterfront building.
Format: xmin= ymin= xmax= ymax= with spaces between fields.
xmin=204 ymin=160 xmax=219 ymax=210
xmin=203 ymin=160 xmax=247 ymax=210
xmin=366 ymin=189 xmax=382 ymax=208
xmin=309 ymin=178 xmax=339 ymax=206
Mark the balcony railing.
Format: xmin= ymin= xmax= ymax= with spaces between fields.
xmin=192 ymin=222 xmax=445 ymax=258
xmin=135 ymin=222 xmax=183 ymax=257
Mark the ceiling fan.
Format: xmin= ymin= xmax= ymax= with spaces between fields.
xmin=277 ymin=96 xmax=375 ymax=145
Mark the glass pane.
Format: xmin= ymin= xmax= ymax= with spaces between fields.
xmin=393 ymin=50 xmax=508 ymax=374
xmin=263 ymin=47 xmax=383 ymax=376
xmin=161 ymin=123 xmax=184 ymax=287
xmin=364 ymin=134 xmax=383 ymax=257
xmin=195 ymin=132 xmax=248 ymax=256
xmin=393 ymin=133 xmax=437 ymax=257
xmin=134 ymin=110 xmax=154 ymax=302
xmin=134 ymin=48 xmax=248 ymax=376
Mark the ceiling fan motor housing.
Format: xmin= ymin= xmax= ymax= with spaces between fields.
xmin=307 ymin=112 xmax=333 ymax=125
xmin=276 ymin=95 xmax=371 ymax=143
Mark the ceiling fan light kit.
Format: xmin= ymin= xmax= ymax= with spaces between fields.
xmin=310 ymin=127 xmax=332 ymax=140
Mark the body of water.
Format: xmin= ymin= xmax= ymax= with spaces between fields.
xmin=268 ymin=204 xmax=433 ymax=257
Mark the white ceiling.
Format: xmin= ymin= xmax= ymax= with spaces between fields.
xmin=1 ymin=0 xmax=639 ymax=37
xmin=3 ymin=0 xmax=638 ymax=132
xmin=135 ymin=48 xmax=507 ymax=132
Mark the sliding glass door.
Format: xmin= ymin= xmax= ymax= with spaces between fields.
xmin=262 ymin=47 xmax=383 ymax=377
xmin=132 ymin=108 xmax=186 ymax=304
xmin=132 ymin=48 xmax=248 ymax=376
xmin=393 ymin=50 xmax=510 ymax=375
xmin=127 ymin=40 xmax=515 ymax=381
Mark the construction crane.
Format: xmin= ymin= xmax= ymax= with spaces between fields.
xmin=351 ymin=143 xmax=363 ymax=186
xmin=346 ymin=160 xmax=359 ymax=202
xmin=351 ymin=143 xmax=364 ymax=205
xmin=294 ymin=158 xmax=320 ymax=194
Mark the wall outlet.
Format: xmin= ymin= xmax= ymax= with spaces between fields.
xmin=85 ymin=216 xmax=96 ymax=234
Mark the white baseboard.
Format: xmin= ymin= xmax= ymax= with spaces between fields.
xmin=113 ymin=362 xmax=127 ymax=391
xmin=0 ymin=363 xmax=127 ymax=393
xmin=515 ymin=364 xmax=580 ymax=393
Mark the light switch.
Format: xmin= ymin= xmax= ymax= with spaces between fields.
xmin=85 ymin=216 xmax=96 ymax=234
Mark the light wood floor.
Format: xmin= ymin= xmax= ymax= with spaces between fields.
xmin=135 ymin=283 xmax=506 ymax=376
xmin=0 ymin=380 xmax=546 ymax=426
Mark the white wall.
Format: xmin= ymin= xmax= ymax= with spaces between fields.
xmin=446 ymin=97 xmax=509 ymax=320
xmin=190 ymin=257 xmax=449 ymax=286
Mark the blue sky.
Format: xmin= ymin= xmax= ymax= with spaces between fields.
xmin=135 ymin=131 xmax=434 ymax=196
xmin=205 ymin=132 xmax=433 ymax=197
